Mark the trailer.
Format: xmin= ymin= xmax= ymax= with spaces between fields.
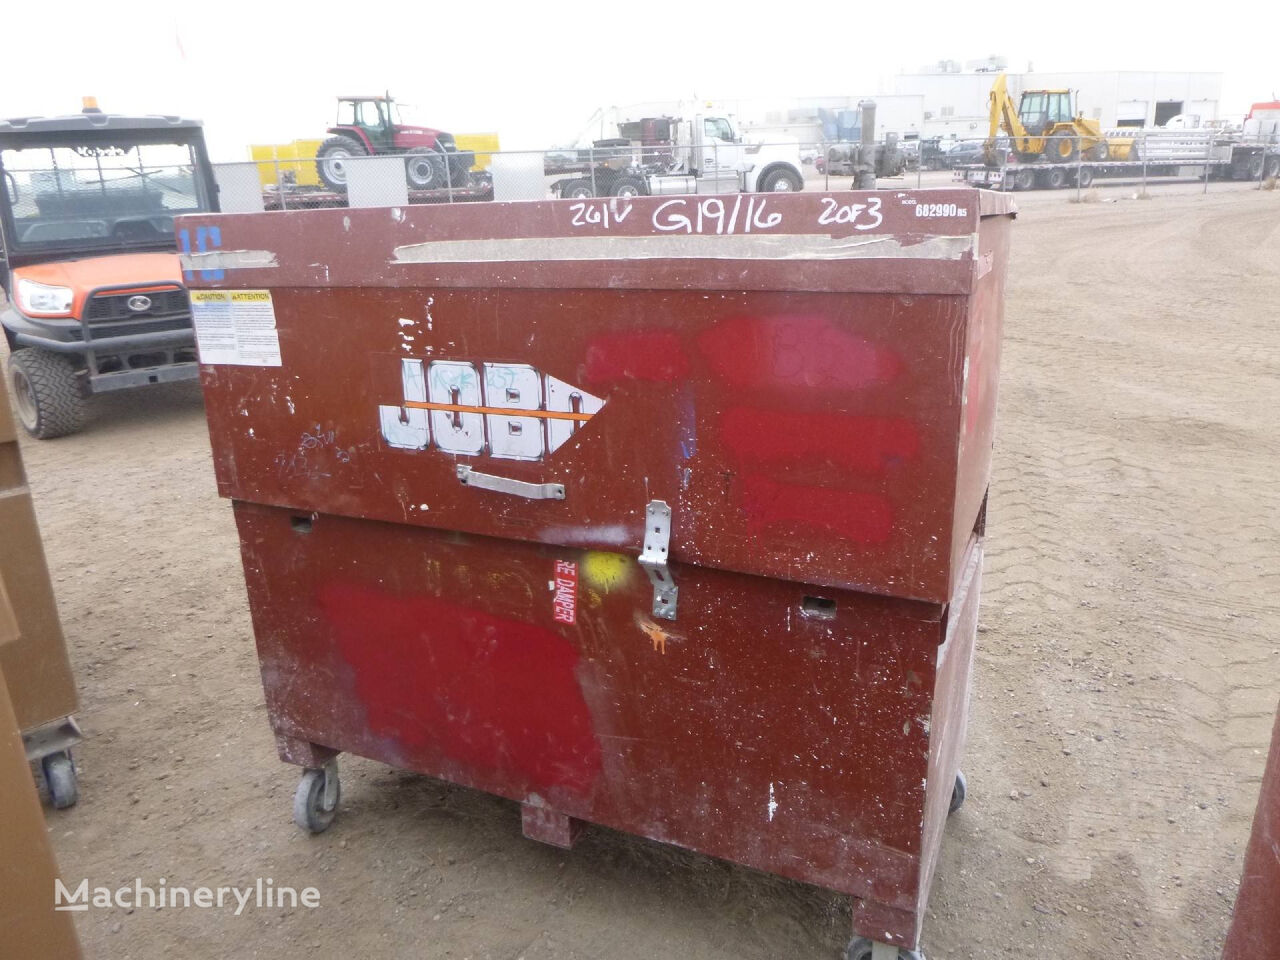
xmin=959 ymin=122 xmax=1280 ymax=191
xmin=262 ymin=172 xmax=494 ymax=210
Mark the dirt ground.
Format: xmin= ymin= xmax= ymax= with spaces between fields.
xmin=9 ymin=183 xmax=1279 ymax=959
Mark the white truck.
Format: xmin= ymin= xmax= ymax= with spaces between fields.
xmin=551 ymin=115 xmax=804 ymax=198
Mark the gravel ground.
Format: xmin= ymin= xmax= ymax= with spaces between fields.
xmin=8 ymin=182 xmax=1279 ymax=959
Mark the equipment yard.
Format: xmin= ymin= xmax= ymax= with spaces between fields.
xmin=9 ymin=183 xmax=1277 ymax=959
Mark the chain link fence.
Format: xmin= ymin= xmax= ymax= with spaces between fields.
xmin=210 ymin=131 xmax=1280 ymax=214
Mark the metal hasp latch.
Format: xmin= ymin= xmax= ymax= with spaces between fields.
xmin=456 ymin=465 xmax=565 ymax=500
xmin=638 ymin=499 xmax=678 ymax=620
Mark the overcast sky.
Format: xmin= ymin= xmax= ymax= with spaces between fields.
xmin=3 ymin=0 xmax=1274 ymax=159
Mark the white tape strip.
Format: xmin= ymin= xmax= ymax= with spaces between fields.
xmin=392 ymin=233 xmax=974 ymax=265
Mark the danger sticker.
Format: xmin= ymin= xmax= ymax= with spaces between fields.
xmin=552 ymin=560 xmax=578 ymax=624
xmin=191 ymin=289 xmax=282 ymax=366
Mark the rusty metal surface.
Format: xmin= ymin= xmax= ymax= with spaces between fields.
xmin=186 ymin=188 xmax=1012 ymax=951
xmin=1223 ymin=701 xmax=1280 ymax=960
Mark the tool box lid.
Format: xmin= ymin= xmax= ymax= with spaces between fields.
xmin=183 ymin=188 xmax=1012 ymax=603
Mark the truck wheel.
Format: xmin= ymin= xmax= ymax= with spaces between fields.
xmin=405 ymin=148 xmax=447 ymax=189
xmin=1265 ymin=155 xmax=1280 ymax=179
xmin=1076 ymin=166 xmax=1094 ymax=189
xmin=1088 ymin=142 xmax=1109 ymax=162
xmin=560 ymin=179 xmax=596 ymax=199
xmin=608 ymin=176 xmax=645 ymax=198
xmin=315 ymin=135 xmax=368 ymax=191
xmin=760 ymin=167 xmax=803 ymax=192
xmin=1014 ymin=168 xmax=1036 ymax=191
xmin=6 ymin=349 xmax=87 ymax=440
xmin=1045 ymin=167 xmax=1067 ymax=189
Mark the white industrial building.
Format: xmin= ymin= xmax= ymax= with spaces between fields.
xmin=893 ymin=66 xmax=1225 ymax=140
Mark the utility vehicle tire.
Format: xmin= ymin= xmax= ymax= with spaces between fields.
xmin=315 ymin=135 xmax=368 ymax=191
xmin=608 ymin=176 xmax=645 ymax=198
xmin=760 ymin=167 xmax=803 ymax=191
xmin=405 ymin=148 xmax=447 ymax=189
xmin=6 ymin=349 xmax=86 ymax=439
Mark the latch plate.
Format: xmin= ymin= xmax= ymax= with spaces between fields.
xmin=638 ymin=499 xmax=677 ymax=620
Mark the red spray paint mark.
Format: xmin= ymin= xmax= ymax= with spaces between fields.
xmin=319 ymin=582 xmax=601 ymax=796
xmin=720 ymin=408 xmax=919 ymax=474
xmin=739 ymin=475 xmax=895 ymax=545
xmin=583 ymin=330 xmax=689 ymax=385
xmin=697 ymin=315 xmax=901 ymax=391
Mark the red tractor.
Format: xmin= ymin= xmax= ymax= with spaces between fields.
xmin=315 ymin=95 xmax=475 ymax=192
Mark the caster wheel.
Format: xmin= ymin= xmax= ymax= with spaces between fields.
xmin=846 ymin=937 xmax=924 ymax=960
xmin=949 ymin=770 xmax=967 ymax=815
xmin=42 ymin=750 xmax=79 ymax=810
xmin=293 ymin=761 xmax=340 ymax=834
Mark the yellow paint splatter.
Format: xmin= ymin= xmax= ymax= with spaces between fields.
xmin=581 ymin=551 xmax=632 ymax=591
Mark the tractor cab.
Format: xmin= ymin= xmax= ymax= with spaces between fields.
xmin=1018 ymin=90 xmax=1074 ymax=137
xmin=331 ymin=96 xmax=401 ymax=152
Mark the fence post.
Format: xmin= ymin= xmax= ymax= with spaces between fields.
xmin=1203 ymin=132 xmax=1211 ymax=194
xmin=823 ymin=141 xmax=829 ymax=191
xmin=1140 ymin=131 xmax=1148 ymax=198
xmin=589 ymin=144 xmax=596 ymax=197
xmin=1075 ymin=135 xmax=1082 ymax=202
xmin=444 ymin=148 xmax=454 ymax=203
xmin=1258 ymin=134 xmax=1267 ymax=191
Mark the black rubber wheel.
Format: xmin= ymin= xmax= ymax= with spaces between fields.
xmin=42 ymin=751 xmax=79 ymax=810
xmin=1265 ymin=155 xmax=1280 ymax=179
xmin=293 ymin=763 xmax=340 ymax=834
xmin=1088 ymin=142 xmax=1109 ymax=162
xmin=760 ymin=167 xmax=803 ymax=192
xmin=560 ymin=179 xmax=596 ymax=199
xmin=405 ymin=148 xmax=447 ymax=189
xmin=1014 ymin=168 xmax=1036 ymax=191
xmin=1048 ymin=134 xmax=1078 ymax=163
xmin=846 ymin=937 xmax=924 ymax=960
xmin=315 ymin=135 xmax=368 ymax=191
xmin=608 ymin=175 xmax=645 ymax=198
xmin=1045 ymin=167 xmax=1067 ymax=189
xmin=6 ymin=349 xmax=87 ymax=439
xmin=949 ymin=770 xmax=967 ymax=815
xmin=1076 ymin=165 xmax=1095 ymax=189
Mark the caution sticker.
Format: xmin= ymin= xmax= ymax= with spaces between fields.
xmin=191 ymin=290 xmax=282 ymax=366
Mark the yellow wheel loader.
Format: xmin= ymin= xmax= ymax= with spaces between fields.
xmin=984 ymin=74 xmax=1108 ymax=164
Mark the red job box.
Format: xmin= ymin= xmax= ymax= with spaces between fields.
xmin=182 ymin=187 xmax=1014 ymax=959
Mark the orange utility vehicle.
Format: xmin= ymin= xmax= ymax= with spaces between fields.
xmin=0 ymin=102 xmax=218 ymax=438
